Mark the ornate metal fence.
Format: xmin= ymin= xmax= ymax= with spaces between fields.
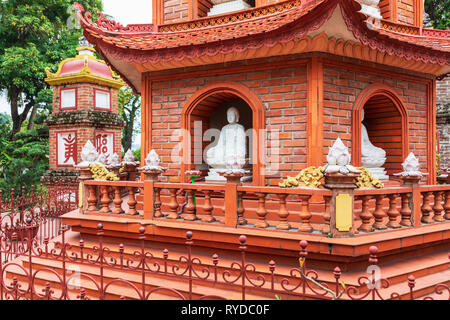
xmin=0 ymin=224 xmax=448 ymax=300
xmin=0 ymin=183 xmax=78 ymax=264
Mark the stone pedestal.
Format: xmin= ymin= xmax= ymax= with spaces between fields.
xmin=220 ymin=171 xmax=245 ymax=185
xmin=324 ymin=173 xmax=359 ymax=238
xmin=400 ymin=175 xmax=422 ymax=186
xmin=123 ymin=163 xmax=139 ymax=181
xmin=362 ymin=157 xmax=389 ymax=180
xmin=76 ymin=166 xmax=94 ymax=211
xmin=437 ymin=174 xmax=449 ymax=185
xmin=139 ymin=168 xmax=164 ymax=181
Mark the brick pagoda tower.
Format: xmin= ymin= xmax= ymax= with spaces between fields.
xmin=42 ymin=38 xmax=125 ymax=191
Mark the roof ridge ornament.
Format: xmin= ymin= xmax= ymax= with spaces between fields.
xmin=95 ymin=12 xmax=128 ymax=33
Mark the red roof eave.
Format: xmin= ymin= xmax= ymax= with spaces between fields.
xmin=74 ymin=0 xmax=450 ymax=88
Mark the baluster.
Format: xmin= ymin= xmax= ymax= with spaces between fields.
xmin=432 ymin=191 xmax=445 ymax=222
xmin=387 ymin=194 xmax=401 ymax=228
xmin=127 ymin=187 xmax=138 ymax=216
xmin=359 ymin=195 xmax=373 ymax=232
xmin=373 ymin=195 xmax=387 ymax=230
xmin=444 ymin=190 xmax=450 ymax=220
xmin=167 ymin=188 xmax=179 ymax=219
xmin=255 ymin=193 xmax=268 ymax=228
xmin=276 ymin=194 xmax=290 ymax=230
xmin=201 ymin=190 xmax=215 ymax=222
xmin=154 ymin=188 xmax=163 ymax=218
xmin=87 ymin=185 xmax=98 ymax=211
xmin=237 ymin=191 xmax=247 ymax=225
xmin=111 ymin=186 xmax=124 ymax=214
xmin=421 ymin=192 xmax=434 ymax=224
xmin=183 ymin=189 xmax=197 ymax=221
xmin=99 ymin=186 xmax=111 ymax=213
xmin=400 ymin=193 xmax=412 ymax=227
xmin=322 ymin=196 xmax=331 ymax=234
xmin=298 ymin=195 xmax=312 ymax=233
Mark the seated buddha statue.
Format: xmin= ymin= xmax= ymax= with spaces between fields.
xmin=361 ymin=109 xmax=389 ymax=180
xmin=205 ymin=107 xmax=247 ymax=181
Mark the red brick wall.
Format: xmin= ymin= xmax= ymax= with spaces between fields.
xmin=164 ymin=0 xmax=189 ymax=24
xmin=52 ymin=83 xmax=119 ymax=113
xmin=151 ymin=66 xmax=308 ymax=185
xmin=323 ymin=66 xmax=428 ymax=171
xmin=379 ymin=0 xmax=392 ymax=20
xmin=397 ymin=0 xmax=415 ymax=25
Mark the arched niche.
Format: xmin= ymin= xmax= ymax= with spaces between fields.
xmin=352 ymin=84 xmax=409 ymax=175
xmin=181 ymin=81 xmax=265 ymax=185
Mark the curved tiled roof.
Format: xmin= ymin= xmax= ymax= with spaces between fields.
xmin=73 ymin=0 xmax=450 ymax=91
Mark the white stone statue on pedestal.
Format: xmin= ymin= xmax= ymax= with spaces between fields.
xmin=205 ymin=107 xmax=249 ymax=181
xmin=361 ymin=109 xmax=389 ymax=180
xmin=75 ymin=140 xmax=99 ymax=168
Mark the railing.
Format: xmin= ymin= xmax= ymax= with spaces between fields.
xmin=0 ymin=184 xmax=78 ymax=264
xmin=354 ymin=185 xmax=450 ymax=233
xmin=0 ymin=225 xmax=448 ymax=300
xmin=82 ymin=180 xmax=144 ymax=217
xmin=236 ymin=186 xmax=332 ymax=233
xmin=80 ymin=178 xmax=450 ymax=237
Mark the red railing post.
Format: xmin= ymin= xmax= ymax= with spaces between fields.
xmin=97 ymin=223 xmax=104 ymax=300
xmin=26 ymin=217 xmax=33 ymax=300
xmin=186 ymin=231 xmax=193 ymax=300
xmin=224 ymin=183 xmax=238 ymax=227
xmin=143 ymin=180 xmax=155 ymax=220
xmin=239 ymin=235 xmax=247 ymax=300
xmin=269 ymin=260 xmax=275 ymax=292
xmin=368 ymin=246 xmax=378 ymax=301
xmin=299 ymin=240 xmax=308 ymax=295
xmin=334 ymin=266 xmax=341 ymax=298
xmin=139 ymin=226 xmax=146 ymax=300
xmin=61 ymin=225 xmax=68 ymax=300
xmin=212 ymin=254 xmax=219 ymax=283
xmin=408 ymin=275 xmax=416 ymax=300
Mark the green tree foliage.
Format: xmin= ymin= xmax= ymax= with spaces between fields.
xmin=118 ymin=87 xmax=141 ymax=153
xmin=0 ymin=113 xmax=48 ymax=194
xmin=0 ymin=0 xmax=103 ymax=138
xmin=425 ymin=0 xmax=450 ymax=30
xmin=0 ymin=0 xmax=102 ymax=192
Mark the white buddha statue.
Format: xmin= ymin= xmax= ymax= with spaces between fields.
xmin=205 ymin=107 xmax=247 ymax=181
xmin=361 ymin=109 xmax=389 ymax=180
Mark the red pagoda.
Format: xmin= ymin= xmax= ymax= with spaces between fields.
xmin=30 ymin=0 xmax=449 ymax=299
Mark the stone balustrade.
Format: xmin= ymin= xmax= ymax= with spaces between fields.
xmin=80 ymin=178 xmax=450 ymax=237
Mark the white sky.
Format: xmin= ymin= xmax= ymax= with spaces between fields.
xmin=0 ymin=0 xmax=153 ymax=116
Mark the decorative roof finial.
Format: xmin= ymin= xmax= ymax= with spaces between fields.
xmin=77 ymin=36 xmax=95 ymax=56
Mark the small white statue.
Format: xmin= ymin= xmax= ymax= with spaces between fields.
xmin=325 ymin=137 xmax=361 ymax=175
xmin=206 ymin=107 xmax=247 ymax=181
xmin=361 ymin=109 xmax=389 ymax=180
xmin=357 ymin=0 xmax=382 ymax=19
xmin=139 ymin=149 xmax=165 ymax=172
xmin=76 ymin=140 xmax=99 ymax=168
xmin=122 ymin=149 xmax=137 ymax=165
xmin=107 ymin=153 xmax=121 ymax=168
xmin=394 ymin=152 xmax=427 ymax=177
xmin=97 ymin=153 xmax=108 ymax=165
